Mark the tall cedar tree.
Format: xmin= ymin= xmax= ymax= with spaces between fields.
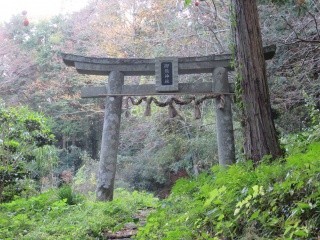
xmin=231 ymin=0 xmax=283 ymax=163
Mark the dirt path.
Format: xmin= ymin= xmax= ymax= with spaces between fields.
xmin=103 ymin=208 xmax=153 ymax=239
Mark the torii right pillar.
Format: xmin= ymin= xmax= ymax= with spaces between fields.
xmin=213 ymin=67 xmax=235 ymax=166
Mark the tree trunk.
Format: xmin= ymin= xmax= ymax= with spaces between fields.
xmin=231 ymin=0 xmax=283 ymax=163
xmin=0 ymin=180 xmax=4 ymax=202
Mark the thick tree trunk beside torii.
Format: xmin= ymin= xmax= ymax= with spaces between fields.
xmin=231 ymin=0 xmax=283 ymax=163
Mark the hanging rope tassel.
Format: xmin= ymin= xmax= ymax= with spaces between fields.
xmin=123 ymin=97 xmax=130 ymax=118
xmin=168 ymin=103 xmax=178 ymax=118
xmin=194 ymin=103 xmax=201 ymax=119
xmin=218 ymin=94 xmax=225 ymax=109
xmin=144 ymin=97 xmax=152 ymax=116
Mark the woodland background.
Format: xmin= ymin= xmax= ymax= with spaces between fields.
xmin=0 ymin=0 xmax=319 ymax=198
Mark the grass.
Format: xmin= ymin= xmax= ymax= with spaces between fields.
xmin=0 ymin=188 xmax=158 ymax=239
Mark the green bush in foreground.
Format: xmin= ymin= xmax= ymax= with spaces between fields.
xmin=136 ymin=142 xmax=320 ymax=240
xmin=0 ymin=188 xmax=158 ymax=239
xmin=0 ymin=103 xmax=57 ymax=202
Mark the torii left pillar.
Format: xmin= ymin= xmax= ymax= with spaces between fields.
xmin=96 ymin=71 xmax=124 ymax=201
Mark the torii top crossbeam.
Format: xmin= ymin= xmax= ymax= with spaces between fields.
xmin=61 ymin=45 xmax=276 ymax=76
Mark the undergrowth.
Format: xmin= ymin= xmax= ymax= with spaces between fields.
xmin=1 ymin=143 xmax=319 ymax=239
xmin=0 ymin=188 xmax=158 ymax=239
xmin=136 ymin=142 xmax=320 ymax=239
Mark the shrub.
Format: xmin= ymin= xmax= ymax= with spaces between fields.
xmin=58 ymin=184 xmax=83 ymax=205
xmin=136 ymin=142 xmax=320 ymax=239
xmin=0 ymin=103 xmax=57 ymax=202
xmin=0 ymin=188 xmax=158 ymax=239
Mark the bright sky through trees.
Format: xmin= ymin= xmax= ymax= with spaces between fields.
xmin=0 ymin=0 xmax=89 ymax=23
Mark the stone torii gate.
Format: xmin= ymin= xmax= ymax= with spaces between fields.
xmin=61 ymin=45 xmax=276 ymax=201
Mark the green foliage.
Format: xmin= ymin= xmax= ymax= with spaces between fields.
xmin=58 ymin=146 xmax=83 ymax=171
xmin=118 ymin=109 xmax=218 ymax=193
xmin=58 ymin=184 xmax=83 ymax=205
xmin=0 ymin=188 xmax=158 ymax=239
xmin=303 ymin=93 xmax=320 ymax=140
xmin=1 ymin=178 xmax=39 ymax=202
xmin=184 ymin=0 xmax=192 ymax=6
xmin=0 ymin=103 xmax=57 ymax=202
xmin=281 ymin=93 xmax=320 ymax=155
xmin=30 ymin=145 xmax=59 ymax=179
xmin=72 ymin=152 xmax=98 ymax=195
xmin=259 ymin=0 xmax=292 ymax=4
xmin=136 ymin=142 xmax=320 ymax=239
